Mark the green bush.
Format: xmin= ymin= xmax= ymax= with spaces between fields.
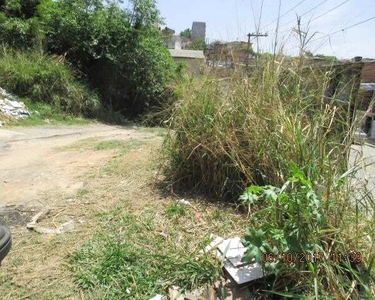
xmin=0 ymin=49 xmax=100 ymax=115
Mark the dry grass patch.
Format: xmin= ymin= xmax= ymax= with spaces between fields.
xmin=0 ymin=132 xmax=247 ymax=299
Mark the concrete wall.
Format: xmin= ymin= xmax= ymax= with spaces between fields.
xmin=172 ymin=57 xmax=203 ymax=74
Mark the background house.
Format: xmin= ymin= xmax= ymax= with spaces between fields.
xmin=362 ymin=60 xmax=375 ymax=83
xmin=169 ymin=49 xmax=205 ymax=74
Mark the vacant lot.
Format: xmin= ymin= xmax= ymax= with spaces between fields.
xmin=0 ymin=125 xmax=246 ymax=299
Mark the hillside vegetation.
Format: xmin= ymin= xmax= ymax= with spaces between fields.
xmin=0 ymin=0 xmax=178 ymax=117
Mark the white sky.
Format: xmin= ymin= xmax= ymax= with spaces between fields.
xmin=154 ymin=0 xmax=375 ymax=59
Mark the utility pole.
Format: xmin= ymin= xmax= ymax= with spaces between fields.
xmin=247 ymin=32 xmax=268 ymax=55
xmin=247 ymin=32 xmax=268 ymax=67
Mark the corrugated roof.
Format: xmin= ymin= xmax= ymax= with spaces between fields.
xmin=169 ymin=49 xmax=205 ymax=59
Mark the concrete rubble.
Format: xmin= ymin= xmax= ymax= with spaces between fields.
xmin=0 ymin=88 xmax=30 ymax=121
xmin=150 ymin=235 xmax=267 ymax=300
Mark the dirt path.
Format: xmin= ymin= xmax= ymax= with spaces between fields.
xmin=0 ymin=124 xmax=165 ymax=299
xmin=0 ymin=124 xmax=154 ymax=208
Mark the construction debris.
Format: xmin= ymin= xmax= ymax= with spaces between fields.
xmin=0 ymin=88 xmax=30 ymax=120
xmin=26 ymin=210 xmax=75 ymax=234
xmin=217 ymin=237 xmax=267 ymax=285
xmin=152 ymin=235 xmax=266 ymax=300
xmin=200 ymin=234 xmax=224 ymax=254
xmin=201 ymin=235 xmax=267 ymax=286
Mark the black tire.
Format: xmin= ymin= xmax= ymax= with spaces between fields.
xmin=0 ymin=225 xmax=12 ymax=265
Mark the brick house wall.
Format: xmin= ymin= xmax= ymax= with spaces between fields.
xmin=362 ymin=61 xmax=375 ymax=83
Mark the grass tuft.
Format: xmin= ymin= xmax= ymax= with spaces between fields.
xmin=164 ymin=202 xmax=188 ymax=218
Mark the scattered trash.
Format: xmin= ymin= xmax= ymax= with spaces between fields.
xmin=179 ymin=198 xmax=197 ymax=210
xmin=158 ymin=230 xmax=168 ymax=239
xmin=26 ymin=210 xmax=75 ymax=234
xmin=60 ymin=220 xmax=75 ymax=233
xmin=0 ymin=88 xmax=30 ymax=120
xmin=179 ymin=199 xmax=191 ymax=205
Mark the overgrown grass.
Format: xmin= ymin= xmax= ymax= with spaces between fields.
xmin=162 ymin=57 xmax=374 ymax=297
xmin=163 ymin=58 xmax=362 ymax=198
xmin=70 ymin=208 xmax=220 ymax=300
xmin=0 ymin=49 xmax=100 ymax=115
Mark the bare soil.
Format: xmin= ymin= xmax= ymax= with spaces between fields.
xmin=0 ymin=124 xmax=164 ymax=299
xmin=0 ymin=124 xmax=154 ymax=208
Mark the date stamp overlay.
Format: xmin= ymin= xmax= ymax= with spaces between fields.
xmin=262 ymin=251 xmax=363 ymax=264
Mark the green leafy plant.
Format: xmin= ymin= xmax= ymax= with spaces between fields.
xmin=0 ymin=0 xmax=44 ymax=50
xmin=240 ymin=163 xmax=325 ymax=271
xmin=165 ymin=202 xmax=188 ymax=218
xmin=239 ymin=163 xmax=374 ymax=298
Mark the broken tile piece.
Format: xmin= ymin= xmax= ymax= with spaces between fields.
xmin=223 ymin=260 xmax=266 ymax=285
xmin=218 ymin=237 xmax=251 ymax=267
xmin=200 ymin=235 xmax=224 ymax=254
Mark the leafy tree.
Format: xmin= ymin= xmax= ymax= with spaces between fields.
xmin=162 ymin=26 xmax=174 ymax=37
xmin=2 ymin=0 xmax=41 ymax=18
xmin=187 ymin=38 xmax=206 ymax=50
xmin=0 ymin=0 xmax=44 ymax=49
xmin=314 ymin=54 xmax=337 ymax=61
xmin=180 ymin=28 xmax=191 ymax=39
xmin=40 ymin=0 xmax=177 ymax=114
